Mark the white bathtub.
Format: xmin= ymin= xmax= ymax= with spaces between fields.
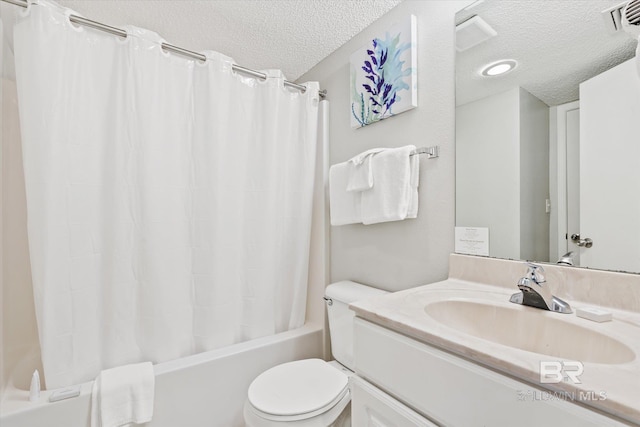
xmin=0 ymin=323 xmax=324 ymax=427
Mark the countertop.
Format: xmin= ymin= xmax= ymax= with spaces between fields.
xmin=350 ymin=278 xmax=640 ymax=425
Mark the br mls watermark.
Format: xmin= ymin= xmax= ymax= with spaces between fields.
xmin=517 ymin=389 xmax=607 ymax=402
xmin=540 ymin=360 xmax=583 ymax=384
xmin=517 ymin=360 xmax=608 ymax=403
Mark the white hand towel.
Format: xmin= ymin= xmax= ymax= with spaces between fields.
xmin=407 ymin=152 xmax=420 ymax=219
xmin=361 ymin=145 xmax=416 ymax=224
xmin=346 ymin=148 xmax=387 ymax=192
xmin=348 ymin=148 xmax=387 ymax=166
xmin=330 ymin=162 xmax=362 ymax=225
xmin=91 ymin=362 xmax=155 ymax=427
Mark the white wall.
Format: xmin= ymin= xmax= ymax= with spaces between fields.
xmin=299 ymin=0 xmax=470 ymax=292
xmin=456 ymin=88 xmax=521 ymax=259
xmin=456 ymin=87 xmax=549 ymax=261
xmin=519 ymin=88 xmax=549 ymax=262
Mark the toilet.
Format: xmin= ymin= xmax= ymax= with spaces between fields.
xmin=243 ymin=281 xmax=388 ymax=426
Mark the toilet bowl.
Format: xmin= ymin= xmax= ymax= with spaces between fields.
xmin=243 ymin=360 xmax=353 ymax=427
xmin=243 ymin=281 xmax=388 ymax=427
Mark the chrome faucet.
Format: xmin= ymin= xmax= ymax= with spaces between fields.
xmin=509 ymin=263 xmax=572 ymax=314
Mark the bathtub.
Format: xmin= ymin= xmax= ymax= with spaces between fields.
xmin=0 ymin=323 xmax=324 ymax=427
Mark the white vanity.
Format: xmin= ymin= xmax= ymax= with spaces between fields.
xmin=348 ymin=254 xmax=640 ymax=426
xmin=348 ymin=2 xmax=640 ymax=423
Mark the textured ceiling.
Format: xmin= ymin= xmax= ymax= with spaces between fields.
xmin=456 ymin=0 xmax=638 ymax=107
xmin=1 ymin=0 xmax=403 ymax=82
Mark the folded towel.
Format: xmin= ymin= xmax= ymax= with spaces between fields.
xmin=91 ymin=362 xmax=155 ymax=427
xmin=346 ymin=148 xmax=387 ymax=192
xmin=361 ymin=145 xmax=416 ymax=225
xmin=330 ymin=162 xmax=362 ymax=225
xmin=407 ymin=152 xmax=420 ymax=219
xmin=348 ymin=148 xmax=387 ymax=166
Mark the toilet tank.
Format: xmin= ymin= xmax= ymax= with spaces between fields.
xmin=325 ymin=281 xmax=388 ymax=370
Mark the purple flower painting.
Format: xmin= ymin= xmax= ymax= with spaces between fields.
xmin=350 ymin=15 xmax=417 ymax=128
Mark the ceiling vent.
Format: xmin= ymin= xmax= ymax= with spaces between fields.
xmin=456 ymin=16 xmax=497 ymax=52
xmin=601 ymin=1 xmax=628 ymax=33
xmin=624 ymin=0 xmax=640 ymax=27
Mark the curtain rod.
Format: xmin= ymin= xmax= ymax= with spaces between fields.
xmin=2 ymin=0 xmax=327 ymax=98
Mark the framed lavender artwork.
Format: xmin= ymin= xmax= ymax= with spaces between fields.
xmin=350 ymin=15 xmax=417 ymax=128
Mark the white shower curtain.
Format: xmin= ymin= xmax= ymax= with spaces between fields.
xmin=13 ymin=1 xmax=319 ymax=389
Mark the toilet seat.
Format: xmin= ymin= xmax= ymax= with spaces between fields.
xmin=247 ymin=359 xmax=349 ymax=422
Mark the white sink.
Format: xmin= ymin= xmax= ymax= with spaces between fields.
xmin=424 ymin=299 xmax=635 ymax=364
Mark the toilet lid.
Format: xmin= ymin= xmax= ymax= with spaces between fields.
xmin=247 ymin=359 xmax=348 ymax=417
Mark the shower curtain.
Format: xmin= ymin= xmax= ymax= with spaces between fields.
xmin=13 ymin=1 xmax=319 ymax=389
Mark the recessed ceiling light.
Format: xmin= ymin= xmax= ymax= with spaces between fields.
xmin=481 ymin=59 xmax=517 ymax=77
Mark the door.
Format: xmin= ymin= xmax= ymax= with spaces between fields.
xmin=579 ymin=59 xmax=640 ymax=272
xmin=565 ymin=107 xmax=580 ymax=266
xmin=553 ymin=101 xmax=581 ymax=266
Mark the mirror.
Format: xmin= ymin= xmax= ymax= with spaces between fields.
xmin=455 ymin=0 xmax=640 ymax=273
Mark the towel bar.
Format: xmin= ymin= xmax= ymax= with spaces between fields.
xmin=410 ymin=146 xmax=439 ymax=159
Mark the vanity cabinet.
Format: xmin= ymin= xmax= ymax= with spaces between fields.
xmin=350 ymin=375 xmax=437 ymax=426
xmin=353 ymin=318 xmax=629 ymax=427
